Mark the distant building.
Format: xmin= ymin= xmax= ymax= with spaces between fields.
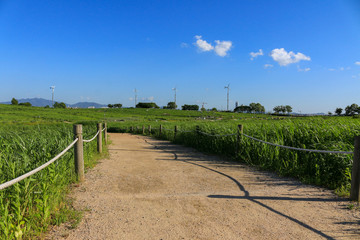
xmin=88 ymin=106 xmax=95 ymax=109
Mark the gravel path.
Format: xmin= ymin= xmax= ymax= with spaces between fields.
xmin=48 ymin=133 xmax=360 ymax=239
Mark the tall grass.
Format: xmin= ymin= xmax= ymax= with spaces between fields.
xmin=0 ymin=123 xmax=99 ymax=239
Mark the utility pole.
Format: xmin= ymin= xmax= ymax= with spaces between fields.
xmin=172 ymin=87 xmax=177 ymax=108
xmin=224 ymin=84 xmax=230 ymax=111
xmin=134 ymin=88 xmax=137 ymax=107
xmin=50 ymin=86 xmax=55 ymax=107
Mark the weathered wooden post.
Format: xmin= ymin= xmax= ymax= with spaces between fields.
xmin=73 ymin=124 xmax=84 ymax=181
xmin=174 ymin=125 xmax=178 ymax=140
xmin=159 ymin=124 xmax=162 ymax=136
xmin=196 ymin=125 xmax=200 ymax=146
xmin=142 ymin=125 xmax=145 ymax=135
xmin=136 ymin=126 xmax=139 ymax=133
xmin=130 ymin=126 xmax=133 ymax=132
xmin=104 ymin=122 xmax=108 ymax=145
xmin=351 ymin=136 xmax=360 ymax=201
xmin=236 ymin=124 xmax=243 ymax=156
xmin=148 ymin=125 xmax=152 ymax=135
xmin=97 ymin=123 xmax=102 ymax=153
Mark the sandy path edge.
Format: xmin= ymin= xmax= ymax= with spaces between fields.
xmin=47 ymin=133 xmax=360 ymax=240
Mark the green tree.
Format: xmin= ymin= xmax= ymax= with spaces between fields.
xmin=113 ymin=103 xmax=122 ymax=108
xmin=234 ymin=104 xmax=251 ymax=113
xmin=335 ymin=108 xmax=342 ymax=116
xmin=285 ymin=105 xmax=292 ymax=114
xmin=211 ymin=107 xmax=217 ymax=112
xmin=181 ymin=104 xmax=199 ymax=111
xmin=166 ymin=102 xmax=177 ymax=109
xmin=345 ymin=103 xmax=359 ymax=116
xmin=136 ymin=102 xmax=159 ymax=108
xmin=273 ymin=106 xmax=281 ymax=114
xmin=11 ymin=98 xmax=18 ymax=105
xmin=108 ymin=104 xmax=114 ymax=108
xmin=53 ymin=102 xmax=66 ymax=108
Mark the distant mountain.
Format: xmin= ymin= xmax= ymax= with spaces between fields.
xmin=1 ymin=98 xmax=53 ymax=107
xmin=70 ymin=102 xmax=107 ymax=108
xmin=0 ymin=98 xmax=107 ymax=108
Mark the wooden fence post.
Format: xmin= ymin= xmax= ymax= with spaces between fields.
xmin=73 ymin=124 xmax=84 ymax=182
xmin=159 ymin=124 xmax=162 ymax=136
xmin=351 ymin=136 xmax=360 ymax=201
xmin=148 ymin=125 xmax=151 ymax=135
xmin=196 ymin=125 xmax=200 ymax=134
xmin=97 ymin=123 xmax=102 ymax=153
xmin=174 ymin=125 xmax=178 ymax=140
xmin=130 ymin=126 xmax=133 ymax=132
xmin=236 ymin=124 xmax=243 ymax=155
xmin=196 ymin=125 xmax=200 ymax=146
xmin=142 ymin=125 xmax=145 ymax=135
xmin=104 ymin=123 xmax=108 ymax=145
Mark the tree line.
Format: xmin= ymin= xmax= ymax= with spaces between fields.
xmin=334 ymin=104 xmax=360 ymax=116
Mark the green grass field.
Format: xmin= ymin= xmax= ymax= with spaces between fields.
xmin=0 ymin=103 xmax=359 ymax=238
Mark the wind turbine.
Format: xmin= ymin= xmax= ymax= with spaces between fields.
xmin=224 ymin=84 xmax=230 ymax=111
xmin=50 ymin=86 xmax=55 ymax=107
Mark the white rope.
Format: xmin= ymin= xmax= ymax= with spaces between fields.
xmin=198 ymin=131 xmax=237 ymax=137
xmin=102 ymin=128 xmax=106 ymax=132
xmin=178 ymin=129 xmax=194 ymax=133
xmin=0 ymin=138 xmax=79 ymax=190
xmin=242 ymin=133 xmax=353 ymax=154
xmin=83 ymin=130 xmax=100 ymax=143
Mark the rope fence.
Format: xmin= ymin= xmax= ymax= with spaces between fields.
xmin=0 ymin=123 xmax=108 ymax=191
xmin=198 ymin=131 xmax=237 ymax=137
xmin=0 ymin=138 xmax=78 ymax=190
xmin=83 ymin=130 xmax=100 ymax=143
xmin=241 ymin=133 xmax=354 ymax=155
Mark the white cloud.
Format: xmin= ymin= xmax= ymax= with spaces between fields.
xmin=180 ymin=42 xmax=189 ymax=48
xmin=270 ymin=48 xmax=311 ymax=66
xmin=298 ymin=67 xmax=311 ymax=72
xmin=264 ymin=64 xmax=273 ymax=69
xmin=147 ymin=96 xmax=154 ymax=101
xmin=250 ymin=49 xmax=263 ymax=60
xmin=328 ymin=68 xmax=336 ymax=71
xmin=193 ymin=35 xmax=232 ymax=57
xmin=340 ymin=67 xmax=345 ymax=71
xmin=194 ymin=35 xmax=214 ymax=52
xmin=214 ymin=40 xmax=232 ymax=57
xmin=129 ymin=97 xmax=133 ymax=101
xmin=355 ymin=61 xmax=360 ymax=66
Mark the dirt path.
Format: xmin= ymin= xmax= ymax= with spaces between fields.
xmin=48 ymin=133 xmax=360 ymax=239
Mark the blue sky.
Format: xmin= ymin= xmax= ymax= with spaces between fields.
xmin=1 ymin=0 xmax=360 ymax=113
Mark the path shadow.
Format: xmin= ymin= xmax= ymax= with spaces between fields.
xmin=139 ymin=136 xmax=358 ymax=240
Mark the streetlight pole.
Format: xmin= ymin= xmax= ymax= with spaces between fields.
xmin=224 ymin=84 xmax=230 ymax=111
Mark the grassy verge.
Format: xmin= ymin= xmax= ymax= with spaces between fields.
xmin=0 ymin=123 xmax=108 ymax=239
